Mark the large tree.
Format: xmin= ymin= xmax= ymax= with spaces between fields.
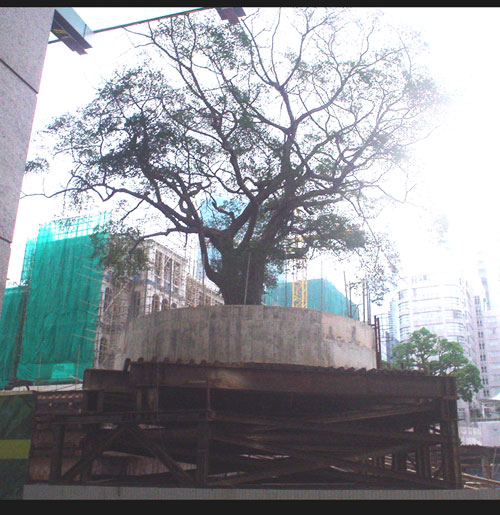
xmin=29 ymin=8 xmax=440 ymax=305
xmin=391 ymin=328 xmax=482 ymax=402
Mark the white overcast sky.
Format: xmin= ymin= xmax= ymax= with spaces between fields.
xmin=8 ymin=7 xmax=500 ymax=292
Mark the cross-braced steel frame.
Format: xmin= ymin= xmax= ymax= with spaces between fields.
xmin=36 ymin=360 xmax=463 ymax=490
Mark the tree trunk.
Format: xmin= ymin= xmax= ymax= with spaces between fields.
xmin=214 ymin=248 xmax=267 ymax=305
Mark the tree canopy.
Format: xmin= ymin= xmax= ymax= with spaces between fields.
xmin=391 ymin=327 xmax=482 ymax=402
xmin=28 ymin=8 xmax=441 ymax=305
xmin=90 ymin=220 xmax=149 ymax=283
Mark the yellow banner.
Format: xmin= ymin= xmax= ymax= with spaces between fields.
xmin=0 ymin=440 xmax=31 ymax=460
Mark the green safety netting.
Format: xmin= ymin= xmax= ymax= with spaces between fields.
xmin=0 ymin=214 xmax=109 ymax=385
xmin=0 ymin=287 xmax=28 ymax=388
xmin=264 ymin=277 xmax=360 ymax=320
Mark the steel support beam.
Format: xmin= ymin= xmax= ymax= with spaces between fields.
xmin=84 ymin=362 xmax=455 ymax=400
xmin=196 ymin=421 xmax=211 ymax=487
xmin=211 ymin=432 xmax=456 ymax=489
xmin=439 ymin=398 xmax=463 ymax=487
xmin=35 ymin=362 xmax=463 ymax=490
xmin=60 ymin=425 xmax=128 ymax=482
xmin=119 ymin=362 xmax=455 ymax=400
xmin=49 ymin=424 xmax=65 ymax=482
xmin=126 ymin=425 xmax=194 ymax=486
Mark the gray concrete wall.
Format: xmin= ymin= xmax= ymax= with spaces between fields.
xmin=114 ymin=305 xmax=377 ymax=370
xmin=0 ymin=8 xmax=54 ymax=313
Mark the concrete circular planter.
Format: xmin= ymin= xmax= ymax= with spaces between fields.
xmin=114 ymin=305 xmax=377 ymax=370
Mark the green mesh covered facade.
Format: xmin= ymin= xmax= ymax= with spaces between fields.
xmin=264 ymin=278 xmax=360 ymax=320
xmin=0 ymin=214 xmax=108 ymax=386
xmin=0 ymin=287 xmax=28 ymax=388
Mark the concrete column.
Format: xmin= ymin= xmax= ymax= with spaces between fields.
xmin=0 ymin=7 xmax=55 ymax=314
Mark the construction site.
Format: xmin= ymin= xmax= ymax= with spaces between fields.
xmin=0 ymin=214 xmax=498 ymax=499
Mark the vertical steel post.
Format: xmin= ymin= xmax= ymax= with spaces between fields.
xmin=79 ymin=429 xmax=96 ymax=483
xmin=196 ymin=420 xmax=211 ymax=487
xmin=392 ymin=451 xmax=407 ymax=472
xmin=49 ymin=423 xmax=65 ymax=482
xmin=481 ymin=454 xmax=492 ymax=479
xmin=439 ymin=378 xmax=463 ymax=488
xmin=415 ymin=425 xmax=432 ymax=478
xmin=373 ymin=315 xmax=382 ymax=369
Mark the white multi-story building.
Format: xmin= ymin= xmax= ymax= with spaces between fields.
xmin=95 ymin=238 xmax=223 ymax=368
xmin=378 ymin=251 xmax=500 ymax=444
xmin=471 ymin=243 xmax=500 ymax=399
xmin=396 ymin=269 xmax=480 ymax=367
xmin=479 ymin=310 xmax=500 ymax=399
xmin=377 ymin=298 xmax=399 ymax=362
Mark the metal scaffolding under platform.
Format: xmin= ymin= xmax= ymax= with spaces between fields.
xmin=30 ymin=360 xmax=464 ymax=490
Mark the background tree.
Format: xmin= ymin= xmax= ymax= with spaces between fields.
xmin=28 ymin=8 xmax=441 ymax=305
xmin=391 ymin=327 xmax=482 ymax=402
xmin=90 ymin=220 xmax=150 ymax=283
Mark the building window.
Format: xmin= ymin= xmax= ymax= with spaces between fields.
xmin=103 ymin=287 xmax=112 ymax=313
xmin=154 ymin=250 xmax=163 ymax=282
xmin=132 ymin=291 xmax=141 ymax=317
xmin=98 ymin=337 xmax=106 ymax=366
xmin=152 ymin=294 xmax=160 ymax=313
xmin=173 ymin=261 xmax=181 ymax=295
xmin=399 ymin=314 xmax=410 ymax=325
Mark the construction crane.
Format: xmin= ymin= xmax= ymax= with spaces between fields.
xmin=290 ymin=229 xmax=308 ymax=308
xmin=291 ymin=258 xmax=308 ymax=308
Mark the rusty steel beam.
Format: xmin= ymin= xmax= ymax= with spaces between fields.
xmin=37 ymin=361 xmax=461 ymax=490
xmin=216 ymin=403 xmax=438 ymax=429
xmin=414 ymin=425 xmax=433 ymax=479
xmin=299 ymin=404 xmax=439 ymax=425
xmin=439 ymin=397 xmax=463 ymax=488
xmin=211 ymin=432 xmax=456 ymax=489
xmin=44 ymin=409 xmax=215 ymax=426
xmin=84 ymin=362 xmax=455 ymax=400
xmin=49 ymin=424 xmax=65 ymax=482
xmin=60 ymin=424 xmax=129 ymax=482
xmin=214 ymin=413 xmax=443 ymax=445
xmin=210 ymin=458 xmax=328 ymax=487
xmin=196 ymin=421 xmax=211 ymax=487
xmin=126 ymin=425 xmax=194 ymax=487
xmin=139 ymin=362 xmax=453 ymax=399
xmin=346 ymin=442 xmax=418 ymax=462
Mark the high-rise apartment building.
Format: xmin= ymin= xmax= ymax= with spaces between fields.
xmin=376 ymin=253 xmax=498 ymax=443
xmin=377 ymin=298 xmax=399 ymax=362
xmin=396 ymin=270 xmax=480 ymax=366
xmin=478 ymin=310 xmax=500 ymax=399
